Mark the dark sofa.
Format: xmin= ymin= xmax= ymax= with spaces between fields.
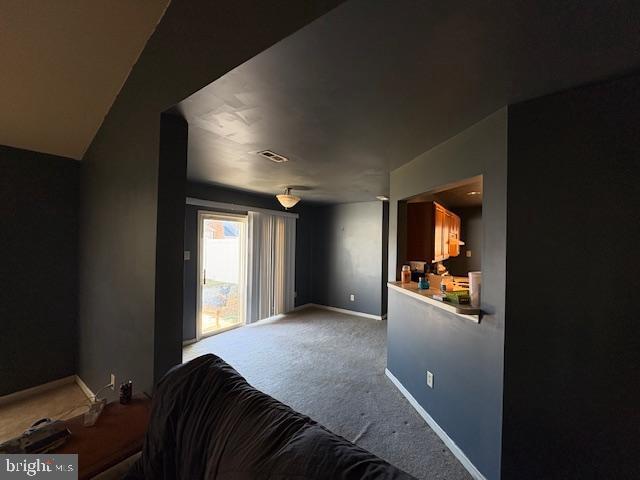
xmin=125 ymin=354 xmax=415 ymax=479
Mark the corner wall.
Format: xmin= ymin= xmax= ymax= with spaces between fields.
xmin=387 ymin=109 xmax=507 ymax=480
xmin=0 ymin=146 xmax=78 ymax=395
xmin=312 ymin=201 xmax=387 ymax=317
xmin=503 ymin=74 xmax=640 ymax=479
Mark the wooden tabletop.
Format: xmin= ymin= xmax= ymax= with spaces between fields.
xmin=55 ymin=396 xmax=151 ymax=479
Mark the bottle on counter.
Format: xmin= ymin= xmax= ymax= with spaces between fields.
xmin=418 ymin=276 xmax=430 ymax=290
xmin=401 ymin=265 xmax=411 ymax=284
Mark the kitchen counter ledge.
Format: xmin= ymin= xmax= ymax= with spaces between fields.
xmin=388 ymin=281 xmax=481 ymax=323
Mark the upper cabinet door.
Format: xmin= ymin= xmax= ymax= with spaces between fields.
xmin=434 ymin=203 xmax=446 ymax=262
xmin=407 ymin=201 xmax=460 ymax=264
xmin=443 ymin=210 xmax=452 ymax=259
xmin=448 ymin=213 xmax=461 ymax=257
xmin=406 ymin=202 xmax=435 ymax=262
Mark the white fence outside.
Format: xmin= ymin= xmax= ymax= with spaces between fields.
xmin=204 ymin=238 xmax=239 ymax=283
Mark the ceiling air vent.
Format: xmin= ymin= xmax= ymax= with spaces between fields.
xmin=257 ymin=149 xmax=289 ymax=163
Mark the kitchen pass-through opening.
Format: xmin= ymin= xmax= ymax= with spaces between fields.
xmin=396 ymin=175 xmax=483 ymax=305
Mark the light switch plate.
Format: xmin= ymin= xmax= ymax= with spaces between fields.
xmin=466 ymin=250 xmax=472 ymax=257
xmin=426 ymin=371 xmax=434 ymax=388
xmin=350 ymin=294 xmax=355 ymax=301
xmin=184 ymin=251 xmax=191 ymax=261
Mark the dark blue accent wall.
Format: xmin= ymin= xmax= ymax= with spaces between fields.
xmin=0 ymin=145 xmax=78 ymax=395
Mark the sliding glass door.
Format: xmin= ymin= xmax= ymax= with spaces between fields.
xmin=197 ymin=212 xmax=247 ymax=338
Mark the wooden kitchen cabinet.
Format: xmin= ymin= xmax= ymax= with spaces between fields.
xmin=406 ymin=201 xmax=462 ymax=264
xmin=434 ymin=203 xmax=448 ymax=262
xmin=407 ymin=201 xmax=435 ymax=262
xmin=448 ymin=211 xmax=461 ymax=257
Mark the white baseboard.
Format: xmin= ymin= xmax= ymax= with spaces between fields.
xmin=385 ymin=368 xmax=487 ymax=480
xmin=74 ymin=375 xmax=95 ymax=401
xmin=242 ymin=313 xmax=287 ymax=328
xmin=295 ymin=303 xmax=384 ymax=321
xmin=293 ymin=303 xmax=313 ymax=311
xmin=0 ymin=375 xmax=76 ymax=407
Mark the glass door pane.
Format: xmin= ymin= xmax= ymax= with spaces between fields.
xmin=199 ymin=214 xmax=246 ymax=337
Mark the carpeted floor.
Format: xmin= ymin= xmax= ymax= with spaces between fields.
xmin=183 ymin=306 xmax=471 ymax=480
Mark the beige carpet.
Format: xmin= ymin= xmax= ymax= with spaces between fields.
xmin=0 ymin=382 xmax=90 ymax=443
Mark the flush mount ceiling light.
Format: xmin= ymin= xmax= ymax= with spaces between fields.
xmin=466 ymin=191 xmax=481 ymax=196
xmin=376 ymin=195 xmax=390 ymax=201
xmin=276 ymin=187 xmax=300 ymax=209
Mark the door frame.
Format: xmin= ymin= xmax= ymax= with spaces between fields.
xmin=196 ymin=210 xmax=248 ymax=341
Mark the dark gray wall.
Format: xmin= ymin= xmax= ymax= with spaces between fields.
xmin=77 ymin=0 xmax=342 ymax=397
xmin=503 ymin=75 xmax=640 ymax=479
xmin=154 ymin=115 xmax=188 ymax=382
xmin=182 ymin=182 xmax=313 ymax=341
xmin=183 ymin=204 xmax=198 ymax=341
xmin=447 ymin=206 xmax=482 ymax=276
xmin=381 ymin=201 xmax=389 ymax=315
xmin=387 ymin=109 xmax=507 ymax=480
xmin=182 ymin=192 xmax=387 ymax=338
xmin=294 ymin=203 xmax=318 ymax=308
xmin=0 ymin=146 xmax=78 ymax=395
xmin=312 ymin=201 xmax=386 ymax=317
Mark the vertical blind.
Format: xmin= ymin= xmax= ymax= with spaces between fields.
xmin=247 ymin=211 xmax=296 ymax=323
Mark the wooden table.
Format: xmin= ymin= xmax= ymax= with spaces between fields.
xmin=55 ymin=396 xmax=151 ymax=479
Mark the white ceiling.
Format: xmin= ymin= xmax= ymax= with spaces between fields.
xmin=0 ymin=0 xmax=169 ymax=160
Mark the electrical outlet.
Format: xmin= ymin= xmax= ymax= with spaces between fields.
xmin=350 ymin=294 xmax=355 ymax=301
xmin=110 ymin=373 xmax=116 ymax=390
xmin=426 ymin=371 xmax=434 ymax=388
xmin=466 ymin=250 xmax=472 ymax=258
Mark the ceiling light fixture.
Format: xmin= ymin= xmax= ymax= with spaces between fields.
xmin=376 ymin=195 xmax=390 ymax=201
xmin=276 ymin=187 xmax=300 ymax=209
xmin=466 ymin=191 xmax=481 ymax=196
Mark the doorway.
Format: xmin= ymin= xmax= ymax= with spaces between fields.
xmin=197 ymin=211 xmax=247 ymax=338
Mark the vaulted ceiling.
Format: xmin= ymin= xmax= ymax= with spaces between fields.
xmin=181 ymin=0 xmax=640 ymax=203
xmin=0 ymin=0 xmax=169 ymax=160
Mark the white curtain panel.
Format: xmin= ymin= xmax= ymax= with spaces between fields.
xmin=247 ymin=211 xmax=296 ymax=323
